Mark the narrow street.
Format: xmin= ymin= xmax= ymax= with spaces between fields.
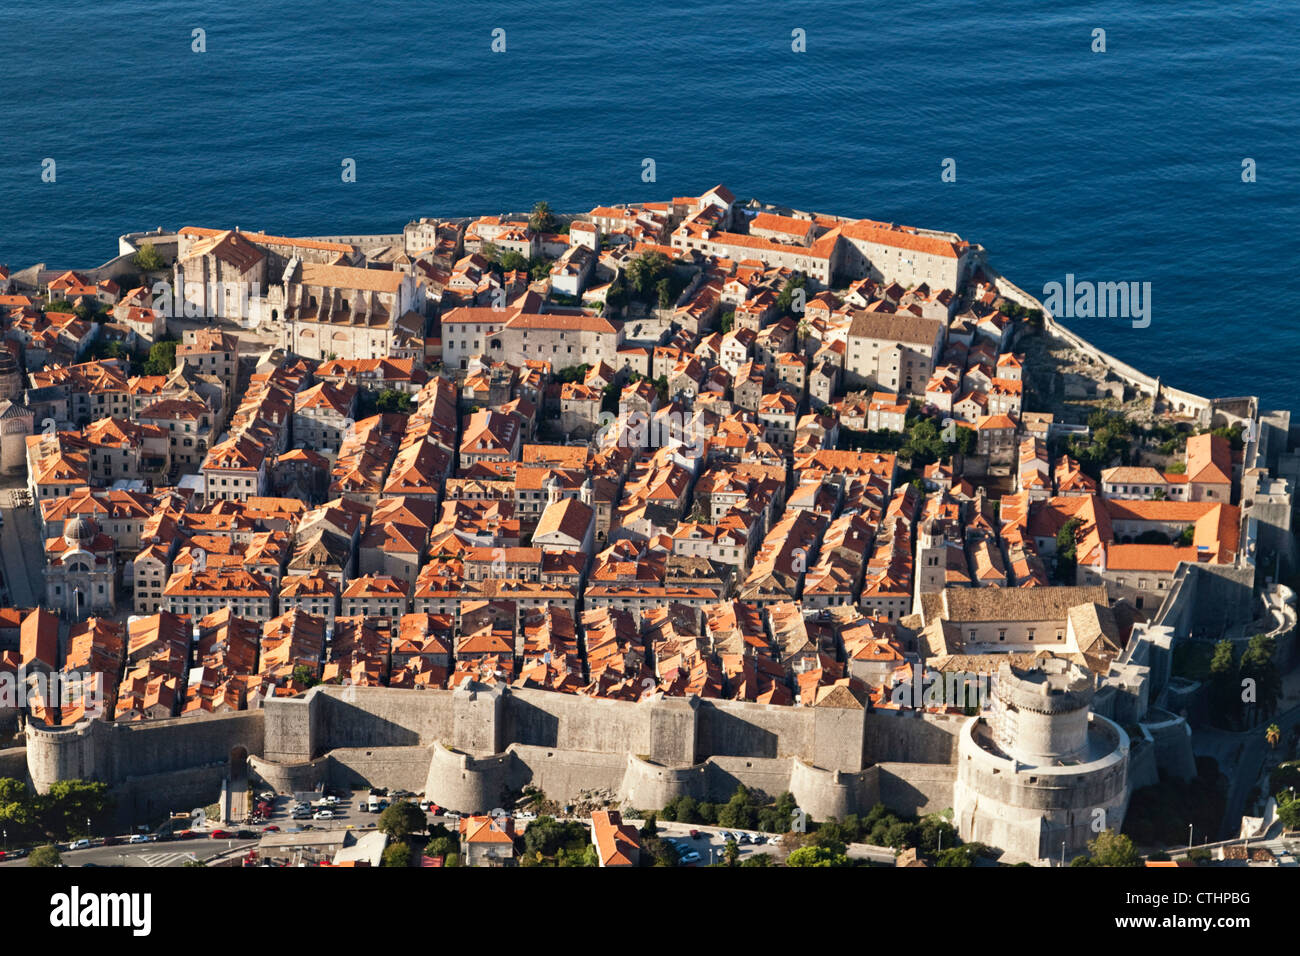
xmin=0 ymin=484 xmax=44 ymax=608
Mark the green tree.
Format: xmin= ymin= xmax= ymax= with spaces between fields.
xmin=498 ymin=251 xmax=529 ymax=273
xmin=715 ymin=785 xmax=760 ymax=831
xmin=425 ymin=835 xmax=457 ymax=858
xmin=719 ymin=310 xmax=735 ymax=333
xmin=741 ymin=853 xmax=774 ymax=866
xmin=935 ymin=845 xmax=976 ymax=866
xmin=1208 ymin=639 xmax=1240 ymax=728
xmin=1055 ymin=516 xmax=1083 ymax=583
xmin=529 ymin=201 xmax=558 ymax=233
xmin=723 ymin=838 xmax=740 ymax=867
xmin=626 ymin=251 xmax=670 ymax=297
xmin=523 ymin=816 xmax=589 ymax=859
xmin=133 ymin=242 xmax=166 ymax=273
xmin=375 ymin=389 xmax=413 ymax=414
xmin=142 ymin=339 xmax=178 ymax=377
xmin=1277 ymin=796 xmax=1300 ymax=830
xmin=786 ymin=845 xmax=850 ymax=867
xmin=656 ymin=277 xmax=675 ymax=309
xmin=605 ymin=275 xmax=628 ymax=312
xmin=381 ymin=842 xmax=413 ymax=867
xmin=776 ymin=275 xmax=808 ymax=316
xmin=0 ymin=778 xmax=37 ymax=838
xmin=639 ymin=813 xmax=658 ymax=838
xmin=40 ymin=780 xmax=111 ymax=840
xmin=28 ymin=844 xmax=61 ymax=867
xmin=377 ymin=800 xmax=427 ymax=840
xmin=1240 ymin=633 xmax=1281 ymax=722
xmin=1086 ymin=830 xmax=1142 ymax=867
xmin=529 ymin=257 xmax=553 ymax=283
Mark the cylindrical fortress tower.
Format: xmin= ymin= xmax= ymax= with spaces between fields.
xmin=988 ymin=659 xmax=1094 ymax=765
xmin=954 ymin=659 xmax=1129 ymax=863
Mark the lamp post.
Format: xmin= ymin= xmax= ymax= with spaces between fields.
xmin=1187 ymin=823 xmax=1193 ymax=850
xmin=1060 ymin=841 xmax=1065 ymax=868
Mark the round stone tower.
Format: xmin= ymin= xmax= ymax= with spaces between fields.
xmin=987 ymin=658 xmax=1094 ymax=765
xmin=954 ymin=659 xmax=1129 ymax=863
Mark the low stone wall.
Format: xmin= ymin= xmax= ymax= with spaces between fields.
xmin=875 ymin=762 xmax=957 ymax=817
xmin=109 ymin=762 xmax=228 ymax=830
xmin=325 ymin=746 xmax=436 ymax=793
xmin=862 ymin=710 xmax=964 ymax=765
xmin=0 ymin=746 xmax=28 ymax=781
xmin=990 ymin=266 xmax=1211 ymax=422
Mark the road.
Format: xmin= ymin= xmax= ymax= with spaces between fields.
xmin=0 ymin=836 xmax=259 ymax=869
xmin=0 ymin=486 xmax=43 ymax=608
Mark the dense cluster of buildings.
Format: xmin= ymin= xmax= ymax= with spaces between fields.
xmin=0 ymin=186 xmax=1292 ymax=866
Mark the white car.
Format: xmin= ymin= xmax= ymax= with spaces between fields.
xmin=69 ymin=839 xmax=91 ymax=850
xmin=312 ymin=810 xmax=335 ymax=820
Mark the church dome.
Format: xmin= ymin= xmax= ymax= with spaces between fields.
xmin=64 ymin=515 xmax=97 ymax=547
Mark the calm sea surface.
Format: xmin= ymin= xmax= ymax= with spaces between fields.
xmin=1 ymin=0 xmax=1296 ymax=406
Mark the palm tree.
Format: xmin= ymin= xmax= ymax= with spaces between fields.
xmin=530 ymin=201 xmax=556 ymax=232
xmin=1266 ymin=724 xmax=1281 ymax=749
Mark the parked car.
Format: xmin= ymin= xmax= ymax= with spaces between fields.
xmin=689 ymin=829 xmax=702 ymax=840
xmin=679 ymin=850 xmax=701 ymax=864
xmin=313 ymin=810 xmax=335 ymax=820
xmin=737 ymin=833 xmax=751 ymax=845
xmin=210 ymin=829 xmax=232 ymax=839
xmin=262 ymin=825 xmax=280 ymax=833
xmin=129 ymin=834 xmax=149 ymax=844
xmin=68 ymin=839 xmax=91 ymax=851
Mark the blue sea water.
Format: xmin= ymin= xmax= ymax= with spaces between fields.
xmin=1 ymin=0 xmax=1296 ymax=407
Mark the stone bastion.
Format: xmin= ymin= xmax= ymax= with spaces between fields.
xmin=24 ymin=683 xmax=965 ymax=827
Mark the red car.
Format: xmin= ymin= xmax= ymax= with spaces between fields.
xmin=210 ymin=829 xmax=232 ymax=839
xmin=262 ymin=825 xmax=280 ymax=832
xmin=176 ymin=830 xmax=195 ymax=840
